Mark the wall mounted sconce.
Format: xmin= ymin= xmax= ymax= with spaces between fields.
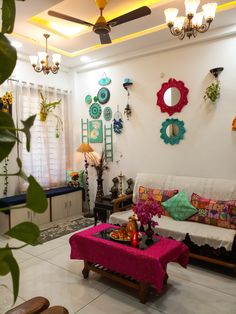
xmin=123 ymin=78 xmax=133 ymax=120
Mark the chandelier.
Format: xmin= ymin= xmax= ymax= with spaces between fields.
xmin=29 ymin=34 xmax=61 ymax=74
xmin=164 ymin=0 xmax=217 ymax=40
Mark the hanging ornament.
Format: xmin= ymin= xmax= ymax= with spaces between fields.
xmin=123 ymin=78 xmax=133 ymax=120
xmin=98 ymin=72 xmax=112 ymax=86
xmin=97 ymin=87 xmax=110 ymax=104
xmin=89 ymin=102 xmax=102 ymax=119
xmin=113 ymin=106 xmax=123 ymax=134
xmin=103 ymin=106 xmax=112 ymax=121
xmin=85 ymin=95 xmax=92 ymax=105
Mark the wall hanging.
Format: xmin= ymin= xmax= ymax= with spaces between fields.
xmin=89 ymin=102 xmax=102 ymax=119
xmin=104 ymin=124 xmax=113 ymax=161
xmin=89 ymin=120 xmax=103 ymax=143
xmin=113 ymin=106 xmax=123 ymax=134
xmin=156 ymin=78 xmax=189 ymax=116
xmin=85 ymin=95 xmax=92 ymax=105
xmin=97 ymin=87 xmax=110 ymax=104
xmin=81 ymin=119 xmax=89 ymax=143
xmin=103 ymin=106 xmax=112 ymax=121
xmin=160 ymin=118 xmax=186 ymax=145
xmin=123 ymin=78 xmax=133 ymax=120
xmin=98 ymin=72 xmax=112 ymax=86
xmin=204 ymin=67 xmax=223 ymax=103
xmin=39 ymin=92 xmax=63 ymax=138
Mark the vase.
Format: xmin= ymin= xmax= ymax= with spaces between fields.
xmin=145 ymin=221 xmax=154 ymax=242
xmin=96 ymin=178 xmax=104 ymax=201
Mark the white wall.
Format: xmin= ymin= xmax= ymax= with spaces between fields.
xmin=72 ymin=36 xmax=236 ymax=207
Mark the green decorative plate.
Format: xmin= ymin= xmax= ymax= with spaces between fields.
xmin=97 ymin=87 xmax=110 ymax=104
xmin=89 ymin=102 xmax=102 ymax=119
xmin=85 ymin=95 xmax=92 ymax=105
xmin=93 ymin=96 xmax=98 ymax=102
xmin=103 ymin=106 xmax=112 ymax=121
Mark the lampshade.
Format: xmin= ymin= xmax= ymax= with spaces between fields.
xmin=77 ymin=143 xmax=94 ymax=153
xmin=164 ymin=8 xmax=178 ymax=24
xmin=202 ymin=3 xmax=217 ymax=20
xmin=185 ymin=0 xmax=200 ymax=15
xmin=192 ymin=11 xmax=204 ymax=26
xmin=174 ymin=16 xmax=185 ymax=29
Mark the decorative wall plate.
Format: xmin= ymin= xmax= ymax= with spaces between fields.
xmin=85 ymin=95 xmax=92 ymax=105
xmin=99 ymin=73 xmax=112 ymax=86
xmin=103 ymin=106 xmax=112 ymax=121
xmin=94 ymin=96 xmax=98 ymax=102
xmin=156 ymin=78 xmax=189 ymax=116
xmin=89 ymin=102 xmax=102 ymax=119
xmin=160 ymin=118 xmax=186 ymax=145
xmin=97 ymin=87 xmax=110 ymax=104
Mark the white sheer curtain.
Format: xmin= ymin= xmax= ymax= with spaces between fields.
xmin=18 ymin=83 xmax=70 ymax=190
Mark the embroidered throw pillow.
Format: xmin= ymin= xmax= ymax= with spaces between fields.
xmin=138 ymin=186 xmax=178 ymax=216
xmin=189 ymin=193 xmax=236 ymax=230
xmin=162 ymin=191 xmax=198 ymax=221
xmin=66 ymin=170 xmax=84 ymax=188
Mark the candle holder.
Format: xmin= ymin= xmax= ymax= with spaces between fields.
xmin=118 ymin=171 xmax=125 ymax=197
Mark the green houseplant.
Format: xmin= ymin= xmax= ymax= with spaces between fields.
xmin=204 ymin=81 xmax=220 ymax=103
xmin=0 ymin=0 xmax=47 ymax=303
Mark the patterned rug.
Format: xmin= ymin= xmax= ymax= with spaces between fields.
xmin=39 ymin=217 xmax=94 ymax=243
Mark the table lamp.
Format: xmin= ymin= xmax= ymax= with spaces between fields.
xmin=77 ymin=143 xmax=94 ymax=217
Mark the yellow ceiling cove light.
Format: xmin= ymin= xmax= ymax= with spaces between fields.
xmin=50 ymin=22 xmax=83 ymax=37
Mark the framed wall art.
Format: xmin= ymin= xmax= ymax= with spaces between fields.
xmin=89 ymin=120 xmax=103 ymax=143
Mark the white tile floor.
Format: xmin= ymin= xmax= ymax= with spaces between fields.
xmin=0 ymin=218 xmax=236 ymax=314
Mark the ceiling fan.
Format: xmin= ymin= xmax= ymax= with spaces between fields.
xmin=48 ymin=0 xmax=151 ymax=44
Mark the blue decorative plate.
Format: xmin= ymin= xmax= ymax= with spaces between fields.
xmin=103 ymin=106 xmax=112 ymax=121
xmin=85 ymin=95 xmax=92 ymax=105
xmin=97 ymin=87 xmax=110 ymax=104
xmin=89 ymin=103 xmax=102 ymax=119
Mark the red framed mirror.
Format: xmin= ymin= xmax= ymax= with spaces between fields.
xmin=156 ymin=78 xmax=189 ymax=116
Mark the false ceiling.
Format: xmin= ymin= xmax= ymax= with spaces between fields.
xmin=10 ymin=0 xmax=236 ymax=69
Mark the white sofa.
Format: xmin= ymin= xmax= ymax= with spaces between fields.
xmin=109 ymin=173 xmax=236 ymax=270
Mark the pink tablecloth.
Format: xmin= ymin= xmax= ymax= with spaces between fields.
xmin=70 ymin=224 xmax=189 ymax=293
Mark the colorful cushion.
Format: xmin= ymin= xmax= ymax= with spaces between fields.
xmin=189 ymin=193 xmax=236 ymax=230
xmin=162 ymin=191 xmax=198 ymax=221
xmin=138 ymin=186 xmax=178 ymax=216
xmin=66 ymin=170 xmax=84 ymax=188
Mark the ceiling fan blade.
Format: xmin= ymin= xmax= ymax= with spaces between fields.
xmin=48 ymin=10 xmax=94 ymax=27
xmin=99 ymin=33 xmax=112 ymax=45
xmin=108 ymin=6 xmax=151 ymax=27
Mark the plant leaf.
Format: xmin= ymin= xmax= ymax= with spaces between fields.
xmin=21 ymin=115 xmax=36 ymax=151
xmin=0 ymin=112 xmax=16 ymax=162
xmin=5 ymin=222 xmax=40 ymax=245
xmin=26 ymin=175 xmax=48 ymax=213
xmin=1 ymin=0 xmax=16 ymax=34
xmin=0 ymin=246 xmax=12 ymax=276
xmin=4 ymin=254 xmax=19 ymax=303
xmin=0 ymin=34 xmax=17 ymax=84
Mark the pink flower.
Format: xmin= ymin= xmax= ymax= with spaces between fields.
xmin=133 ymin=192 xmax=162 ymax=226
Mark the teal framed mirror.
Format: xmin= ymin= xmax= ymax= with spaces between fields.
xmin=160 ymin=118 xmax=186 ymax=145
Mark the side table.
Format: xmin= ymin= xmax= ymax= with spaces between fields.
xmin=94 ymin=194 xmax=133 ymax=225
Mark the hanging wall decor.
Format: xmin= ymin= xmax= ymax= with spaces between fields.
xmin=89 ymin=102 xmax=102 ymax=119
xmin=88 ymin=120 xmax=103 ymax=143
xmin=85 ymin=95 xmax=92 ymax=105
xmin=160 ymin=118 xmax=186 ymax=145
xmin=156 ymin=78 xmax=189 ymax=116
xmin=113 ymin=106 xmax=123 ymax=134
xmin=97 ymin=87 xmax=110 ymax=104
xmin=204 ymin=67 xmax=223 ymax=103
xmin=103 ymin=106 xmax=112 ymax=121
xmin=123 ymin=78 xmax=133 ymax=120
xmin=99 ymin=72 xmax=112 ymax=86
xmin=104 ymin=124 xmax=113 ymax=161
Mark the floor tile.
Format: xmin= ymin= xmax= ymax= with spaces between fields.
xmin=148 ymin=276 xmax=236 ymax=314
xmin=0 ymin=285 xmax=25 ymax=313
xmin=167 ymin=262 xmax=236 ymax=297
xmin=20 ymin=237 xmax=66 ymax=256
xmin=75 ymin=287 xmax=163 ymax=314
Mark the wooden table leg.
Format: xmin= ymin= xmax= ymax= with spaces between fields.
xmin=82 ymin=261 xmax=90 ymax=279
xmin=139 ymin=282 xmax=148 ymax=304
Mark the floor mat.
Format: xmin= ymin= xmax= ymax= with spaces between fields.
xmin=39 ymin=217 xmax=94 ymax=243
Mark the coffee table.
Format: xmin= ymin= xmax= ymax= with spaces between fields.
xmin=70 ymin=224 xmax=189 ymax=303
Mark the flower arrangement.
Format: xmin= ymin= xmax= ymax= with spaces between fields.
xmin=0 ymin=91 xmax=12 ymax=114
xmin=133 ymin=192 xmax=162 ymax=227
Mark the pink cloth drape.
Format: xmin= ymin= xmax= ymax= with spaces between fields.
xmin=70 ymin=224 xmax=189 ymax=293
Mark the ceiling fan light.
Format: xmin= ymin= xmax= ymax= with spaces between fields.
xmin=38 ymin=52 xmax=47 ymax=63
xmin=29 ymin=55 xmax=38 ymax=66
xmin=174 ymin=16 xmax=185 ymax=30
xmin=192 ymin=11 xmax=204 ymax=26
xmin=52 ymin=53 xmax=61 ymax=65
xmin=164 ymin=8 xmax=178 ymax=24
xmin=185 ymin=0 xmax=200 ymax=15
xmin=202 ymin=3 xmax=217 ymax=20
